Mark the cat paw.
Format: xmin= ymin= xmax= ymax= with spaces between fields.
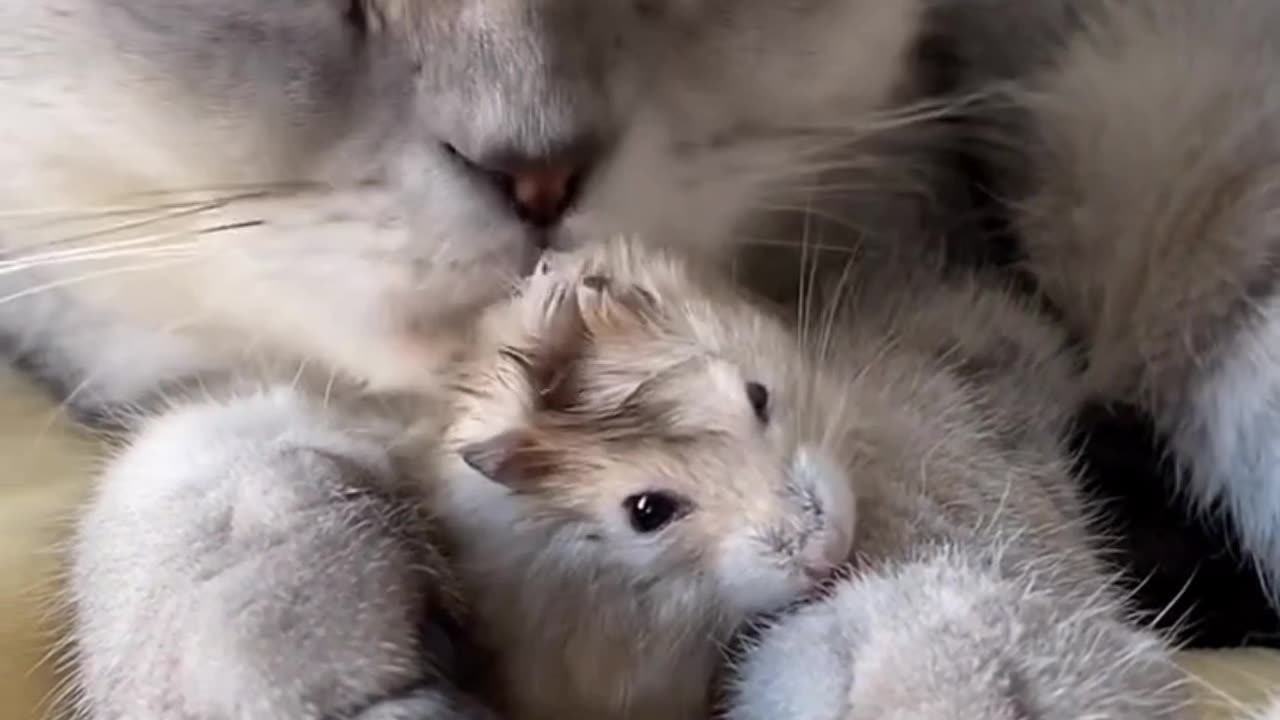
xmin=724 ymin=555 xmax=1191 ymax=720
xmin=70 ymin=386 xmax=468 ymax=720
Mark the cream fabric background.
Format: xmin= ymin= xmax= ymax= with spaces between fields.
xmin=0 ymin=365 xmax=1276 ymax=719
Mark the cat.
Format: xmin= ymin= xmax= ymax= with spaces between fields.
xmin=939 ymin=0 xmax=1280 ymax=607
xmin=0 ymin=2 xmax=947 ymax=717
xmin=0 ymin=0 xmax=938 ymax=414
xmin=7 ymin=0 xmax=1279 ymax=716
xmin=68 ymin=237 xmax=1196 ymax=719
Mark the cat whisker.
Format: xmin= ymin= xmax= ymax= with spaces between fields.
xmin=120 ymin=180 xmax=325 ymax=199
xmin=0 ymin=256 xmax=202 ymax=308
xmin=772 ymin=88 xmax=1008 ymax=136
xmin=0 ymin=220 xmax=265 ymax=275
xmin=0 ymin=245 xmax=202 ymax=277
xmin=3 ymin=198 xmax=245 ymax=253
xmin=0 ymin=198 xmax=228 ymax=224
xmin=0 ymin=182 xmax=308 ymax=222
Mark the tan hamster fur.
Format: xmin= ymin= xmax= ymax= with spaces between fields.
xmin=425 ymin=238 xmax=1191 ymax=720
xmin=432 ymin=247 xmax=857 ymax=719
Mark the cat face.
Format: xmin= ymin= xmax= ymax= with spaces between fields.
xmin=2 ymin=0 xmax=921 ymax=386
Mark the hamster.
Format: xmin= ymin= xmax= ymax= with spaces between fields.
xmin=424 ymin=237 xmax=1189 ymax=720
xmin=429 ymin=242 xmax=858 ymax=720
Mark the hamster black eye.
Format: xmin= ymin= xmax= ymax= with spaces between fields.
xmin=745 ymin=381 xmax=770 ymax=423
xmin=624 ymin=492 xmax=687 ymax=533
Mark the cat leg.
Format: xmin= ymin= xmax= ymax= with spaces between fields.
xmin=724 ymin=547 xmax=1190 ymax=720
xmin=68 ymin=385 xmax=493 ymax=720
xmin=1005 ymin=0 xmax=1280 ymax=601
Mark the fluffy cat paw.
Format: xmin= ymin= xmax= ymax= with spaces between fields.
xmin=69 ymin=386 xmax=488 ymax=719
xmin=724 ymin=552 xmax=1191 ymax=720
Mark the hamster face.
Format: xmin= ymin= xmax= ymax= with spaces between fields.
xmin=3 ymin=0 xmax=921 ymax=387
xmin=443 ymin=239 xmax=856 ymax=626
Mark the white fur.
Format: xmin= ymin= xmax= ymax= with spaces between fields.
xmin=993 ymin=0 xmax=1280 ymax=602
xmin=1181 ymin=303 xmax=1280 ymax=600
xmin=0 ymin=0 xmax=926 ymax=398
xmin=69 ymin=385 xmax=490 ymax=719
xmin=37 ymin=0 xmax=1280 ymax=718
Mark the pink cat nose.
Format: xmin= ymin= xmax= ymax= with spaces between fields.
xmin=442 ymin=141 xmax=595 ymax=230
xmin=508 ymin=164 xmax=577 ymax=228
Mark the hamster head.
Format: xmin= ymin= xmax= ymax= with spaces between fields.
xmin=442 ymin=239 xmax=857 ymax=629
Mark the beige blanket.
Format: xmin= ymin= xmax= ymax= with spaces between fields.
xmin=1 ymin=366 xmax=1276 ymax=719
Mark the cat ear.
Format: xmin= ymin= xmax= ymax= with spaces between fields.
xmin=459 ymin=429 xmax=555 ymax=489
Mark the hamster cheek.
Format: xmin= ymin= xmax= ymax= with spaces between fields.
xmin=610 ymin=533 xmax=675 ymax=576
xmin=713 ymin=536 xmax=811 ymax=620
xmin=433 ymin=455 xmax=525 ymax=536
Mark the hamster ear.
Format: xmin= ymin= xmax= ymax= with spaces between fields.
xmin=575 ymin=273 xmax=661 ymax=334
xmin=516 ymin=270 xmax=659 ymax=408
xmin=512 ymin=278 xmax=588 ymax=408
xmin=459 ymin=429 xmax=554 ymax=489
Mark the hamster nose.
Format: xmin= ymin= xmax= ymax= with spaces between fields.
xmin=800 ymin=528 xmax=852 ymax=583
xmin=443 ymin=140 xmax=596 ymax=230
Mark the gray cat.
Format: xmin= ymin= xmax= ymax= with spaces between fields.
xmin=0 ymin=0 xmax=932 ymax=407
xmin=946 ymin=0 xmax=1280 ymax=606
xmin=0 ymin=0 xmax=1267 ymax=718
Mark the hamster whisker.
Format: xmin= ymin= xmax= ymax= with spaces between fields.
xmin=810 ymin=256 xmax=860 ymax=365
xmin=795 ymin=210 xmax=822 ymax=353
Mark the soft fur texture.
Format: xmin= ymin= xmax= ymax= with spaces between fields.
xmin=991 ymin=0 xmax=1280 ymax=606
xmin=6 ymin=0 xmax=1280 ymax=718
xmin=0 ymin=0 xmax=929 ymax=405
xmin=432 ymin=246 xmax=860 ymax=719
xmin=8 ymin=368 xmax=1280 ymax=720
xmin=67 ymin=380 xmax=498 ymax=720
xmin=915 ymin=0 xmax=1280 ymax=606
xmin=443 ymin=240 xmax=1191 ymax=720
xmin=63 ymin=239 xmax=1195 ymax=719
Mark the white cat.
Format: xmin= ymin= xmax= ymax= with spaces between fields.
xmin=70 ymin=238 xmax=1196 ymax=719
xmin=3 ymin=0 xmax=1276 ymax=717
xmin=951 ymin=0 xmax=1280 ymax=606
xmin=0 ymin=0 xmax=928 ymax=408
